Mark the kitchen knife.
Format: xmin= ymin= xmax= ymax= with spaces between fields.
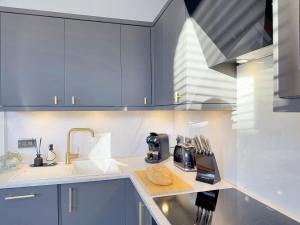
xmin=200 ymin=135 xmax=208 ymax=151
xmin=192 ymin=137 xmax=200 ymax=151
xmin=205 ymin=138 xmax=213 ymax=155
xmin=194 ymin=136 xmax=202 ymax=152
xmin=196 ymin=136 xmax=203 ymax=151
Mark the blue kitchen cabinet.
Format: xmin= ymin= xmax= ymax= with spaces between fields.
xmin=0 ymin=185 xmax=59 ymax=225
xmin=152 ymin=0 xmax=187 ymax=106
xmin=0 ymin=13 xmax=65 ymax=107
xmin=121 ymin=25 xmax=152 ymax=106
xmin=60 ymin=179 xmax=126 ymax=225
xmin=65 ymin=19 xmax=122 ymax=107
xmin=126 ymin=179 xmax=153 ymax=225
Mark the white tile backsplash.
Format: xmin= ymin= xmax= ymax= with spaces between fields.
xmin=5 ymin=111 xmax=175 ymax=162
xmin=3 ymin=110 xmax=233 ymax=168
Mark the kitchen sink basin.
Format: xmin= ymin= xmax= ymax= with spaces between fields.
xmin=72 ymin=159 xmax=123 ymax=176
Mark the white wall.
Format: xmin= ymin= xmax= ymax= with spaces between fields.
xmin=226 ymin=55 xmax=300 ymax=220
xmin=0 ymin=0 xmax=168 ymax=22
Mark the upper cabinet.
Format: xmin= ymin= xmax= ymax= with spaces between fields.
xmin=121 ymin=25 xmax=152 ymax=106
xmin=1 ymin=13 xmax=65 ymax=107
xmin=152 ymin=0 xmax=187 ymax=106
xmin=0 ymin=1 xmax=238 ymax=111
xmin=65 ymin=19 xmax=122 ymax=107
xmin=152 ymin=0 xmax=236 ymax=110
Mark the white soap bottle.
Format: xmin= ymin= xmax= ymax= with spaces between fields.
xmin=46 ymin=144 xmax=56 ymax=165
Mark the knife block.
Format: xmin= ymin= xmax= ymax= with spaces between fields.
xmin=195 ymin=152 xmax=220 ymax=185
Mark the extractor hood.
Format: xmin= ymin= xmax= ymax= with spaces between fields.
xmin=184 ymin=0 xmax=273 ymax=75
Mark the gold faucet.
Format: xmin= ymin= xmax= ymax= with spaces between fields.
xmin=66 ymin=128 xmax=95 ymax=164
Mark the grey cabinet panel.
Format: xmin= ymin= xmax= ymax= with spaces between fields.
xmin=121 ymin=25 xmax=152 ymax=106
xmin=60 ymin=179 xmax=125 ymax=225
xmin=152 ymin=18 xmax=167 ymax=105
xmin=65 ymin=20 xmax=122 ymax=106
xmin=125 ymin=179 xmax=152 ymax=225
xmin=1 ymin=13 xmax=65 ymax=106
xmin=0 ymin=185 xmax=58 ymax=225
xmin=152 ymin=0 xmax=186 ymax=105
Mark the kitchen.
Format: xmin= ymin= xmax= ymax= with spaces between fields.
xmin=0 ymin=0 xmax=299 ymax=225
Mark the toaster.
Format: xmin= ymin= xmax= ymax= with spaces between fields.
xmin=173 ymin=143 xmax=196 ymax=172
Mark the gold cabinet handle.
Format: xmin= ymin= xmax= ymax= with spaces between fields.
xmin=54 ymin=96 xmax=58 ymax=105
xmin=174 ymin=92 xmax=181 ymax=104
xmin=138 ymin=201 xmax=144 ymax=225
xmin=71 ymin=96 xmax=76 ymax=105
xmin=68 ymin=188 xmax=73 ymax=213
xmin=144 ymin=97 xmax=147 ymax=105
xmin=5 ymin=194 xmax=36 ymax=200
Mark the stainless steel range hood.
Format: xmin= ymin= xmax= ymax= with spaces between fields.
xmin=184 ymin=0 xmax=273 ymax=75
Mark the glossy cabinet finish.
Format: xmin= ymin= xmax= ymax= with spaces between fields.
xmin=125 ymin=179 xmax=152 ymax=225
xmin=60 ymin=179 xmax=126 ymax=225
xmin=0 ymin=185 xmax=58 ymax=225
xmin=65 ymin=19 xmax=122 ymax=106
xmin=121 ymin=25 xmax=152 ymax=106
xmin=1 ymin=13 xmax=65 ymax=107
xmin=152 ymin=0 xmax=186 ymax=106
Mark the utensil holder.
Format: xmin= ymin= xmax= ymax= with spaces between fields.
xmin=195 ymin=152 xmax=220 ymax=185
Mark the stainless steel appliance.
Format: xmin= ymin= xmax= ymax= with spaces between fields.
xmin=145 ymin=132 xmax=170 ymax=164
xmin=154 ymin=188 xmax=300 ymax=225
xmin=173 ymin=143 xmax=196 ymax=172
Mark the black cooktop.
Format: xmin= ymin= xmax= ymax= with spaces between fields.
xmin=154 ymin=188 xmax=299 ymax=225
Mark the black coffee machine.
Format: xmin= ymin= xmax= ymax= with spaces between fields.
xmin=145 ymin=132 xmax=170 ymax=164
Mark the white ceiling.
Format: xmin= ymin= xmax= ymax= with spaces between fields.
xmin=0 ymin=0 xmax=169 ymax=22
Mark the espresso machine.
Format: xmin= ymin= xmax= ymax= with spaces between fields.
xmin=145 ymin=132 xmax=170 ymax=164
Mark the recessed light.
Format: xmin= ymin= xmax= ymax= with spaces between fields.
xmin=237 ymin=59 xmax=249 ymax=64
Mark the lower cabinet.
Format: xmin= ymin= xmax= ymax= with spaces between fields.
xmin=0 ymin=185 xmax=58 ymax=225
xmin=0 ymin=179 xmax=156 ymax=225
xmin=125 ymin=179 xmax=153 ymax=225
xmin=60 ymin=179 xmax=126 ymax=225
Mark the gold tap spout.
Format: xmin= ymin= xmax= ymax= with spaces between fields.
xmin=66 ymin=128 xmax=95 ymax=164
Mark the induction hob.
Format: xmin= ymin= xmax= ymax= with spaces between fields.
xmin=154 ymin=188 xmax=299 ymax=225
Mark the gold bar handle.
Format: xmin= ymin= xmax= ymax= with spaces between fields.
xmin=139 ymin=201 xmax=145 ymax=225
xmin=71 ymin=96 xmax=76 ymax=105
xmin=5 ymin=194 xmax=36 ymax=200
xmin=54 ymin=96 xmax=58 ymax=105
xmin=68 ymin=188 xmax=73 ymax=213
xmin=144 ymin=97 xmax=147 ymax=105
xmin=174 ymin=92 xmax=181 ymax=104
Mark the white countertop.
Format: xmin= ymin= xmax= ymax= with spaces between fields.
xmin=0 ymin=157 xmax=297 ymax=225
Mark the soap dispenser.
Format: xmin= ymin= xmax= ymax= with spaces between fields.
xmin=46 ymin=144 xmax=57 ymax=166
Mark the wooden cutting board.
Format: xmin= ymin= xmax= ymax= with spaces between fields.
xmin=134 ymin=168 xmax=193 ymax=196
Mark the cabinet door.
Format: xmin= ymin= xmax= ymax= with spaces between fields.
xmin=1 ymin=13 xmax=65 ymax=107
xmin=121 ymin=25 xmax=152 ymax=106
xmin=125 ymin=179 xmax=152 ymax=225
xmin=152 ymin=0 xmax=186 ymax=105
xmin=61 ymin=179 xmax=125 ymax=225
xmin=0 ymin=185 xmax=58 ymax=225
xmin=65 ymin=20 xmax=122 ymax=107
